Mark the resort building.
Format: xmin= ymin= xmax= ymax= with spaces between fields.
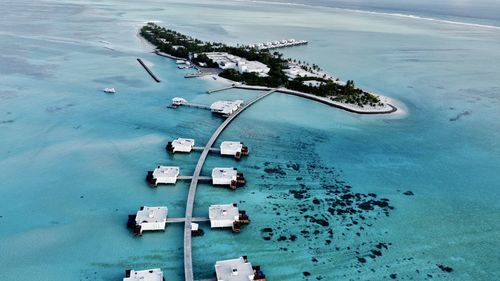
xmin=215 ymin=256 xmax=266 ymax=281
xmin=127 ymin=206 xmax=168 ymax=235
xmin=166 ymin=138 xmax=195 ymax=153
xmin=212 ymin=167 xmax=245 ymax=189
xmin=146 ymin=166 xmax=180 ymax=186
xmin=209 ymin=203 xmax=250 ymax=233
xmin=220 ymin=141 xmax=249 ymax=159
xmin=210 ymin=100 xmax=244 ymax=116
xmin=204 ymin=52 xmax=270 ymax=76
xmin=123 ymin=269 xmax=164 ymax=281
xmin=302 ymin=80 xmax=325 ymax=87
xmin=171 ymin=97 xmax=188 ymax=106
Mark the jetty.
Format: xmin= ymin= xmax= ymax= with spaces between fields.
xmin=207 ymin=85 xmax=235 ymax=94
xmin=183 ymin=89 xmax=276 ymax=281
xmin=207 ymin=85 xmax=398 ymax=115
xmin=137 ymin=58 xmax=161 ymax=83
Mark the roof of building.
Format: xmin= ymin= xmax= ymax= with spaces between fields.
xmin=215 ymin=257 xmax=254 ymax=281
xmin=136 ymin=206 xmax=168 ymax=224
xmin=153 ymin=166 xmax=179 ymax=179
xmin=210 ymin=100 xmax=243 ymax=115
xmin=123 ymin=268 xmax=164 ymax=281
xmin=209 ymin=204 xmax=239 ymax=222
xmin=172 ymin=138 xmax=195 ymax=147
xmin=220 ymin=141 xmax=243 ymax=151
xmin=212 ymin=167 xmax=238 ymax=180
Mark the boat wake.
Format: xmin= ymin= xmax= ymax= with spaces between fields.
xmin=234 ymin=0 xmax=500 ymax=31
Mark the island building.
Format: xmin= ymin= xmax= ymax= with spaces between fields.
xmin=127 ymin=206 xmax=168 ymax=236
xmin=210 ymin=100 xmax=244 ymax=116
xmin=212 ymin=167 xmax=245 ymax=189
xmin=205 ymin=52 xmax=270 ymax=77
xmin=209 ymin=203 xmax=250 ymax=233
xmin=166 ymin=138 xmax=195 ymax=153
xmin=146 ymin=166 xmax=180 ymax=187
xmin=123 ymin=269 xmax=164 ymax=281
xmin=215 ymin=256 xmax=266 ymax=281
xmin=220 ymin=141 xmax=249 ymax=159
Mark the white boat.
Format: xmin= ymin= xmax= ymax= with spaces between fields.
xmin=103 ymin=87 xmax=116 ymax=94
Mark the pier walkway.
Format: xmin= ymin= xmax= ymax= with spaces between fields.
xmin=206 ymin=86 xmax=235 ymax=94
xmin=167 ymin=217 xmax=209 ymax=223
xmin=183 ymin=89 xmax=276 ymax=281
xmin=207 ymin=85 xmax=398 ymax=115
xmin=177 ymin=176 xmax=212 ymax=181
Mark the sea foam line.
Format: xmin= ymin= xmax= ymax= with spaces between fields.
xmin=234 ymin=0 xmax=500 ymax=31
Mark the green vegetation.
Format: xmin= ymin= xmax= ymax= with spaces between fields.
xmin=141 ymin=23 xmax=382 ymax=107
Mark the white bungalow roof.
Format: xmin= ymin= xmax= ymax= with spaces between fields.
xmin=212 ymin=168 xmax=238 ymax=180
xmin=135 ymin=206 xmax=168 ymax=225
xmin=215 ymin=257 xmax=254 ymax=281
xmin=172 ymin=138 xmax=195 ymax=147
xmin=123 ymin=268 xmax=164 ymax=281
xmin=220 ymin=141 xmax=243 ymax=153
xmin=209 ymin=204 xmax=239 ymax=222
xmin=210 ymin=100 xmax=243 ymax=115
xmin=152 ymin=166 xmax=179 ymax=179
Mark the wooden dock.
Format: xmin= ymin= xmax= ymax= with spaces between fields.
xmin=177 ymin=176 xmax=212 ymax=181
xmin=192 ymin=147 xmax=220 ymax=152
xmin=183 ymin=103 xmax=211 ymax=110
xmin=183 ymin=89 xmax=276 ymax=281
xmin=206 ymin=86 xmax=235 ymax=94
xmin=167 ymin=217 xmax=209 ymax=223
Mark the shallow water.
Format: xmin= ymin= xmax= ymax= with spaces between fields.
xmin=1 ymin=0 xmax=499 ymax=280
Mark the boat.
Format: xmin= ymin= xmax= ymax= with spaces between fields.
xmin=103 ymin=87 xmax=116 ymax=94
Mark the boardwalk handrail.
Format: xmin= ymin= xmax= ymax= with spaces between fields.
xmin=183 ymin=89 xmax=276 ymax=281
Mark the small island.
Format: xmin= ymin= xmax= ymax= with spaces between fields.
xmin=140 ymin=23 xmax=397 ymax=114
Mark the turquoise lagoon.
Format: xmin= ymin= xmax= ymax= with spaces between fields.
xmin=0 ymin=0 xmax=499 ymax=280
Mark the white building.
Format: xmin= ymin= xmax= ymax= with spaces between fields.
xmin=210 ymin=100 xmax=244 ymax=116
xmin=209 ymin=203 xmax=240 ymax=229
xmin=167 ymin=138 xmax=195 ymax=153
xmin=302 ymin=80 xmax=324 ymax=87
xmin=212 ymin=167 xmax=245 ymax=189
xmin=123 ymin=269 xmax=164 ymax=281
xmin=220 ymin=141 xmax=249 ymax=159
xmin=147 ymin=166 xmax=180 ymax=186
xmin=128 ymin=206 xmax=168 ymax=235
xmin=215 ymin=257 xmax=265 ymax=281
xmin=204 ymin=52 xmax=270 ymax=76
xmin=171 ymin=97 xmax=187 ymax=106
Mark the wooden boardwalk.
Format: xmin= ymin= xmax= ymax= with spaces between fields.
xmin=183 ymin=89 xmax=276 ymax=281
xmin=177 ymin=176 xmax=212 ymax=181
xmin=167 ymin=217 xmax=209 ymax=223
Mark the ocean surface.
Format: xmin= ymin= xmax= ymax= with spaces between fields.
xmin=1 ymin=0 xmax=499 ymax=280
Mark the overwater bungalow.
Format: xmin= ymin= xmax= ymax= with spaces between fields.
xmin=127 ymin=206 xmax=168 ymax=236
xmin=166 ymin=138 xmax=195 ymax=153
xmin=215 ymin=256 xmax=266 ymax=281
xmin=209 ymin=203 xmax=250 ymax=233
xmin=220 ymin=141 xmax=249 ymax=159
xmin=146 ymin=166 xmax=180 ymax=187
xmin=210 ymin=100 xmax=244 ymax=116
xmin=211 ymin=167 xmax=245 ymax=189
xmin=123 ymin=269 xmax=164 ymax=281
